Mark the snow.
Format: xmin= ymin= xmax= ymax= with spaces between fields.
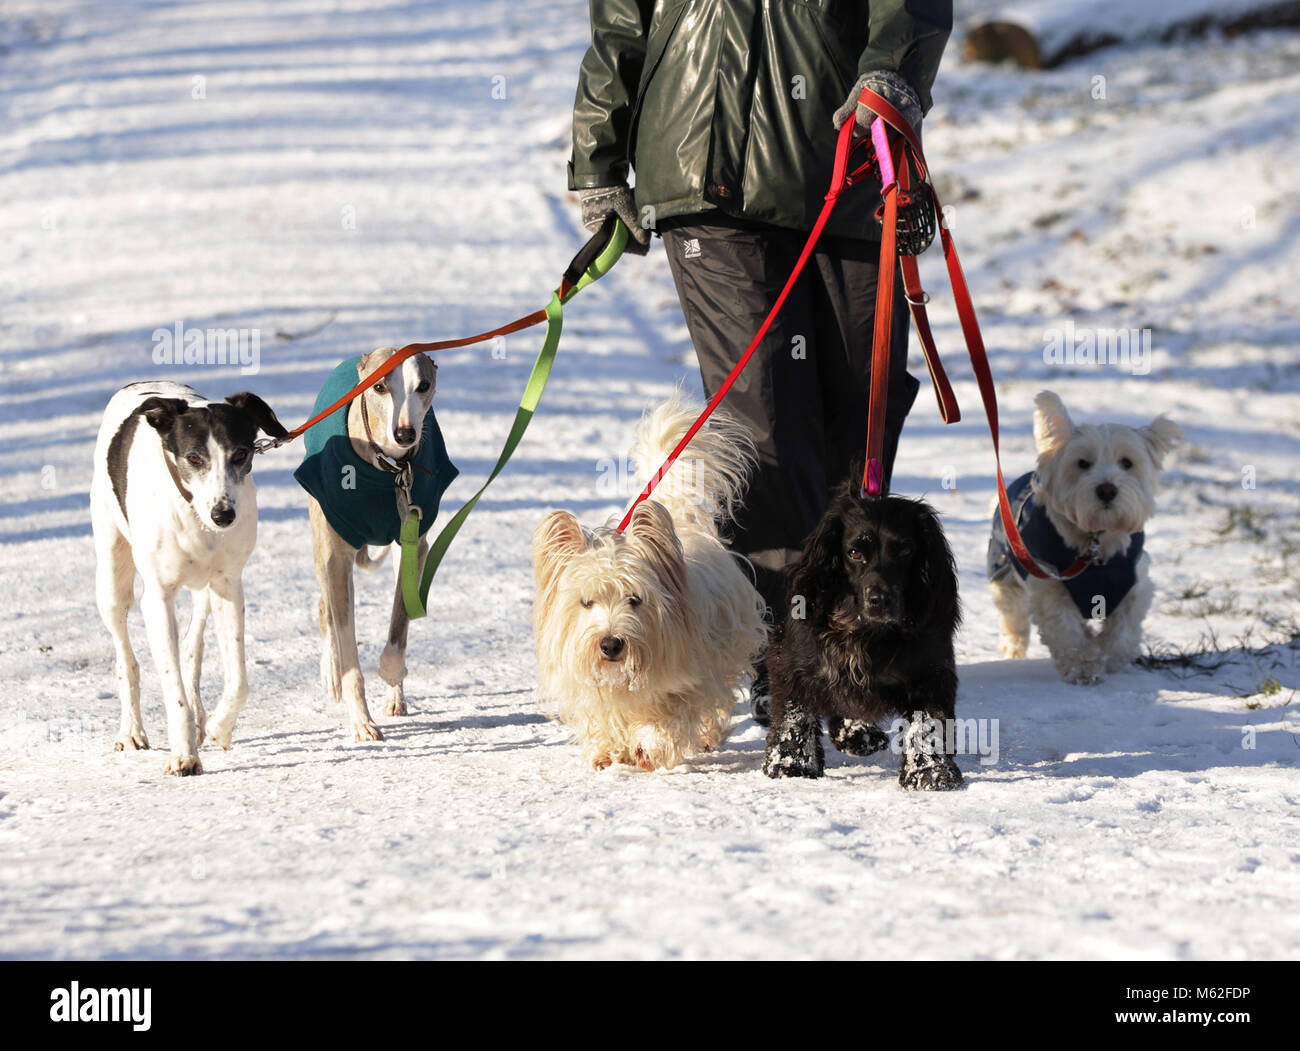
xmin=1 ymin=1 xmax=1298 ymax=960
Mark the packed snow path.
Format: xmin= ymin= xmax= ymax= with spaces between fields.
xmin=1 ymin=1 xmax=1297 ymax=959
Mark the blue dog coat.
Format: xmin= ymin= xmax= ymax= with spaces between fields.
xmin=987 ymin=472 xmax=1143 ymax=619
xmin=293 ymin=356 xmax=458 ymax=550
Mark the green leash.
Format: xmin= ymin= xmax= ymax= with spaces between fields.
xmin=399 ymin=217 xmax=630 ymax=619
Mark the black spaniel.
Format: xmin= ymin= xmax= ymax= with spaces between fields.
xmin=762 ymin=482 xmax=964 ymax=790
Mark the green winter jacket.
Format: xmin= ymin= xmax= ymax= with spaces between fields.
xmin=568 ymin=0 xmax=951 ymax=239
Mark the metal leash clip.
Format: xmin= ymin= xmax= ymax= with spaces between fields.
xmin=253 ymin=436 xmax=285 ymax=455
xmin=392 ymin=459 xmax=417 ymax=518
xmin=1085 ymin=532 xmax=1104 ymax=565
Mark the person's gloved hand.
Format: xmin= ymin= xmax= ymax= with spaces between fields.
xmin=832 ymin=71 xmax=923 ymax=136
xmin=578 ymin=184 xmax=651 ymax=256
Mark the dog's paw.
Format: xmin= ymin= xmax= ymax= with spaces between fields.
xmin=828 ymin=717 xmax=889 ymax=757
xmin=352 ymin=721 xmax=384 ymax=742
xmin=999 ymin=637 xmax=1028 ymax=660
xmin=1103 ymin=651 xmax=1138 ymax=673
xmin=899 ymin=753 xmax=963 ymax=791
xmin=762 ymin=747 xmax=824 ymax=779
xmin=204 ymin=714 xmax=235 ymax=750
xmin=591 ymin=753 xmax=613 ymax=771
xmin=383 ymin=686 xmax=408 ymax=718
xmin=113 ymin=732 xmax=150 ymax=752
xmin=164 ymin=754 xmax=203 ymax=777
xmin=1060 ymin=661 xmax=1105 ymax=686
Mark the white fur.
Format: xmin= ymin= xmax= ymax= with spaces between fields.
xmin=90 ymin=382 xmax=261 ymax=775
xmin=990 ymin=390 xmax=1182 ymax=684
xmin=532 ymin=396 xmax=768 ymax=770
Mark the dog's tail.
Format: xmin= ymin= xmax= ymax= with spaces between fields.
xmin=628 ymin=392 xmax=756 ymax=534
xmin=354 ymin=546 xmax=390 ymax=572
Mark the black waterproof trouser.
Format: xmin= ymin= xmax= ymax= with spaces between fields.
xmin=660 ymin=217 xmax=919 ymax=625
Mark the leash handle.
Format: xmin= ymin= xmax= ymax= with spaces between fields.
xmin=870 ymin=117 xmax=895 ymax=188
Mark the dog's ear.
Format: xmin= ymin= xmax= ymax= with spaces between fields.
xmin=624 ymin=500 xmax=687 ymax=602
xmin=787 ymin=501 xmax=846 ymax=623
xmin=532 ymin=510 xmax=586 ymax=596
xmin=226 ymin=392 xmax=289 ymax=439
xmin=908 ymin=502 xmax=961 ymax=635
xmin=1140 ymin=414 xmax=1183 ymax=468
xmin=416 ymin=352 xmax=438 ymax=390
xmin=1033 ymin=390 xmax=1073 ymax=458
xmin=140 ymin=397 xmax=189 ymax=432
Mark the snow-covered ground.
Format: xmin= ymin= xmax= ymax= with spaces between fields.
xmin=1 ymin=0 xmax=1297 ymax=960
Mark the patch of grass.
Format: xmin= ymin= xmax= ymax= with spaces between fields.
xmin=1216 ymin=505 xmax=1269 ymax=542
xmin=1139 ymin=620 xmax=1300 ymax=706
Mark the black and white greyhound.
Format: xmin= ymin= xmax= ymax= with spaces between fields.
xmin=90 ymin=381 xmax=286 ymax=775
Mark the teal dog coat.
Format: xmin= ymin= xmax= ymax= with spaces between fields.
xmin=293 ymin=356 xmax=458 ymax=549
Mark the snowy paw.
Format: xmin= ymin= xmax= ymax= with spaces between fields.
xmin=762 ymin=745 xmax=824 ymax=779
xmin=205 ymin=713 xmax=235 ymax=750
xmin=899 ymin=753 xmax=963 ymax=791
xmin=1103 ymin=650 xmax=1139 ymax=673
xmin=164 ymin=754 xmax=203 ymax=777
xmin=353 ymin=721 xmax=384 ymax=742
xmin=1060 ymin=662 xmax=1105 ymax=686
xmin=633 ymin=745 xmax=658 ymax=772
xmin=383 ymin=687 xmax=408 ymax=718
xmin=1000 ymin=637 xmax=1028 ymax=660
xmin=591 ymin=753 xmax=613 ymax=771
xmin=114 ymin=732 xmax=150 ymax=752
xmin=828 ymin=717 xmax=889 ymax=757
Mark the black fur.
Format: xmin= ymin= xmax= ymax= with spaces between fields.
xmin=106 ymin=413 xmax=141 ymax=518
xmin=115 ymin=393 xmax=286 ymax=513
xmin=225 ymin=391 xmax=289 ymax=440
xmin=762 ymin=482 xmax=964 ymax=790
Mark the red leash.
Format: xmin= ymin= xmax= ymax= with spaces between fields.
xmin=623 ymin=86 xmax=1091 ymax=582
xmin=616 ymin=113 xmax=872 ymax=532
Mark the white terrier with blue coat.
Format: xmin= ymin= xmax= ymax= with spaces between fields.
xmin=988 ymin=390 xmax=1182 ymax=684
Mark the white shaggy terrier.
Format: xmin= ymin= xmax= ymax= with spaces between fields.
xmin=531 ymin=397 xmax=767 ymax=771
xmin=988 ymin=390 xmax=1182 ymax=685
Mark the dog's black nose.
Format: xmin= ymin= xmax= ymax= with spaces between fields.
xmin=599 ymin=635 xmax=625 ymax=660
xmin=210 ymin=503 xmax=236 ymax=527
xmin=864 ymin=587 xmax=888 ymax=612
xmin=1096 ymin=482 xmax=1118 ymax=505
xmin=393 ymin=425 xmax=417 ymax=446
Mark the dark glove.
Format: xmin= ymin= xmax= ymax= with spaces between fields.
xmin=578 ymin=184 xmax=651 ymax=256
xmin=832 ymin=71 xmax=923 ymax=136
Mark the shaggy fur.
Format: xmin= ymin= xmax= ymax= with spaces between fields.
xmin=763 ymin=482 xmax=964 ymax=790
xmin=989 ymin=390 xmax=1182 ymax=684
xmin=532 ymin=396 xmax=767 ymax=771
